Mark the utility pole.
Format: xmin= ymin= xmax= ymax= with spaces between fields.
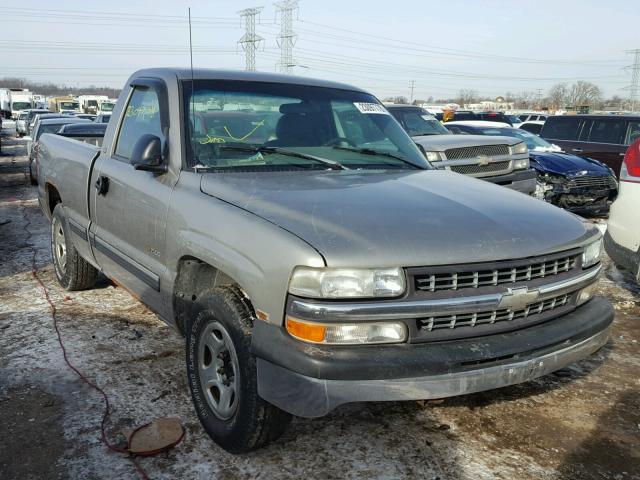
xmin=409 ymin=80 xmax=415 ymax=104
xmin=238 ymin=7 xmax=264 ymax=71
xmin=624 ymin=49 xmax=640 ymax=112
xmin=274 ymin=0 xmax=299 ymax=74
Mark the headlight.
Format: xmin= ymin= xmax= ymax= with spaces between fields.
xmin=582 ymin=239 xmax=602 ymax=268
xmin=286 ymin=317 xmax=407 ymax=344
xmin=424 ymin=151 xmax=441 ymax=162
xmin=511 ymin=142 xmax=528 ymax=155
xmin=513 ymin=158 xmax=530 ymax=170
xmin=289 ymin=266 xmax=406 ymax=299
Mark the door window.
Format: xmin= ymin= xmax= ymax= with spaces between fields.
xmin=625 ymin=121 xmax=640 ymax=145
xmin=587 ymin=120 xmax=624 ymax=144
xmin=542 ymin=117 xmax=581 ymax=140
xmin=114 ymin=87 xmax=163 ymax=160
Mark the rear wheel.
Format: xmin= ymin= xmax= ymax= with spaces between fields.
xmin=28 ymin=159 xmax=37 ymax=186
xmin=51 ymin=204 xmax=98 ymax=290
xmin=186 ymin=286 xmax=291 ymax=453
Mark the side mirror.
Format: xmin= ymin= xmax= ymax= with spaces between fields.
xmin=131 ymin=134 xmax=167 ymax=173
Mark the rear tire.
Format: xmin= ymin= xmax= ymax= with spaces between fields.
xmin=51 ymin=204 xmax=98 ymax=291
xmin=186 ymin=286 xmax=291 ymax=453
xmin=29 ymin=160 xmax=37 ymax=186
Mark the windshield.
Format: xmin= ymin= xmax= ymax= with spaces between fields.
xmin=13 ymin=102 xmax=31 ymax=111
xmin=505 ymin=115 xmax=521 ymax=124
xmin=183 ymin=80 xmax=428 ymax=171
xmin=36 ymin=123 xmax=68 ymax=140
xmin=87 ymin=100 xmax=98 ymax=107
xmin=18 ymin=112 xmax=28 ymax=120
xmin=61 ymin=102 xmax=79 ymax=110
xmin=100 ymin=102 xmax=115 ymax=111
xmin=391 ymin=108 xmax=450 ymax=136
xmin=476 ymin=127 xmax=554 ymax=150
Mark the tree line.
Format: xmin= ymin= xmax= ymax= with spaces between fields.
xmin=385 ymin=81 xmax=632 ymax=111
xmin=0 ymin=77 xmax=120 ymax=98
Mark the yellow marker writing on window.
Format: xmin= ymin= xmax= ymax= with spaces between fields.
xmin=223 ymin=120 xmax=265 ymax=141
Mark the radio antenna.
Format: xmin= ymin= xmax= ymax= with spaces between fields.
xmin=188 ymin=7 xmax=198 ymax=167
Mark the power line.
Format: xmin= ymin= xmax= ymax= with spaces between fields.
xmin=624 ymin=49 xmax=640 ymax=111
xmin=238 ymin=7 xmax=264 ymax=71
xmin=274 ymin=0 xmax=299 ymax=74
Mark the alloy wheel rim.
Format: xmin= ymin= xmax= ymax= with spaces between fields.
xmin=52 ymin=217 xmax=67 ymax=273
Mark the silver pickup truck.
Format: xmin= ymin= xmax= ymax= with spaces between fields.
xmin=386 ymin=104 xmax=537 ymax=194
xmin=37 ymin=68 xmax=613 ymax=453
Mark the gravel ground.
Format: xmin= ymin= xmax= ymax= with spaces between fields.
xmin=0 ymin=126 xmax=639 ymax=480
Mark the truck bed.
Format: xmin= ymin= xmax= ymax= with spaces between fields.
xmin=38 ymin=133 xmax=100 ymax=221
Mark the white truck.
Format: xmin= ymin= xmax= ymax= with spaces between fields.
xmin=9 ymin=89 xmax=35 ymax=119
xmin=98 ymin=98 xmax=117 ymax=114
xmin=78 ymin=95 xmax=108 ymax=114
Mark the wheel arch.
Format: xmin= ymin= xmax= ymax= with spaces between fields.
xmin=172 ymin=256 xmax=253 ymax=336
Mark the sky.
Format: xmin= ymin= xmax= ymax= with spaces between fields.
xmin=0 ymin=0 xmax=637 ymax=101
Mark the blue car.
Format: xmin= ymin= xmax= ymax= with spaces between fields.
xmin=445 ymin=123 xmax=618 ymax=216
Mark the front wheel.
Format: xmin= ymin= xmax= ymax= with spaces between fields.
xmin=186 ymin=286 xmax=291 ymax=453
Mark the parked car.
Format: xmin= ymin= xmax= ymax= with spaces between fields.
xmin=540 ymin=114 xmax=640 ymax=176
xmin=437 ymin=110 xmax=519 ymax=126
xmin=387 ymin=105 xmax=536 ymax=194
xmin=605 ymin=138 xmax=640 ymax=282
xmin=28 ymin=112 xmax=68 ymax=137
xmin=16 ymin=110 xmax=30 ymax=137
xmin=94 ymin=113 xmax=111 ymax=124
xmin=73 ymin=113 xmax=97 ymax=121
xmin=445 ymin=121 xmax=618 ymax=215
xmin=24 ymin=109 xmax=52 ymax=135
xmin=27 ymin=117 xmax=91 ymax=185
xmin=519 ymin=121 xmax=545 ymax=135
xmin=56 ymin=122 xmax=107 ymax=147
xmin=37 ymin=68 xmax=612 ymax=453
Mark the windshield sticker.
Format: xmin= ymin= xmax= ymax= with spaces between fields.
xmin=421 ymin=114 xmax=436 ymax=121
xmin=353 ymin=102 xmax=389 ymax=114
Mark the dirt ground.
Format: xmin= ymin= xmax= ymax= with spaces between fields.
xmin=0 ymin=124 xmax=638 ymax=480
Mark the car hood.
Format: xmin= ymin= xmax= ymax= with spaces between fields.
xmin=530 ymin=151 xmax=611 ymax=176
xmin=412 ymin=134 xmax=520 ymax=151
xmin=200 ymin=170 xmax=593 ymax=268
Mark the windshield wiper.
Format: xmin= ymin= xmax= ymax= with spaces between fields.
xmin=219 ymin=145 xmax=348 ymax=170
xmin=332 ymin=146 xmax=422 ymax=169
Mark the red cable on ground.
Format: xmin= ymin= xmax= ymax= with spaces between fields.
xmin=21 ymin=191 xmax=183 ymax=479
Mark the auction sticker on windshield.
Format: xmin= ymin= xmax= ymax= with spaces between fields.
xmin=354 ymin=102 xmax=389 ymax=114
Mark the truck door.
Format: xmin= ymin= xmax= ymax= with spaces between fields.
xmin=89 ymin=79 xmax=176 ymax=317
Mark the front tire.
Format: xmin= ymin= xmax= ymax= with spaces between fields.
xmin=28 ymin=159 xmax=37 ymax=186
xmin=186 ymin=286 xmax=291 ymax=453
xmin=51 ymin=204 xmax=98 ymax=290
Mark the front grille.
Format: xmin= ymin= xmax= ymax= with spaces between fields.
xmin=566 ymin=175 xmax=617 ymax=190
xmin=414 ymin=255 xmax=577 ymax=292
xmin=417 ymin=293 xmax=570 ymax=332
xmin=449 ymin=160 xmax=511 ymax=176
xmin=444 ymin=144 xmax=510 ymax=160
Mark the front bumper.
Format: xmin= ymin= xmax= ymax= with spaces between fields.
xmin=482 ymin=168 xmax=537 ymax=194
xmin=254 ymin=296 xmax=613 ymax=417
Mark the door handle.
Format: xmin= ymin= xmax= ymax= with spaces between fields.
xmin=572 ymin=148 xmax=583 ymax=153
xmin=95 ymin=175 xmax=110 ymax=196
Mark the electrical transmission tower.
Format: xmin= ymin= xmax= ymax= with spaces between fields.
xmin=238 ymin=7 xmax=264 ymax=71
xmin=624 ymin=49 xmax=640 ymax=112
xmin=274 ymin=0 xmax=299 ymax=74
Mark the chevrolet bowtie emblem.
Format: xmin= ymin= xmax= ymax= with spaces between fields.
xmin=477 ymin=155 xmax=490 ymax=166
xmin=497 ymin=286 xmax=540 ymax=310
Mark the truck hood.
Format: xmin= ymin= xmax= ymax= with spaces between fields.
xmin=200 ymin=170 xmax=592 ymax=268
xmin=412 ymin=134 xmax=520 ymax=151
xmin=529 ymin=151 xmax=612 ymax=177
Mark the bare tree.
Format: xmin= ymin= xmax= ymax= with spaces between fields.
xmin=456 ymin=89 xmax=478 ymax=108
xmin=383 ymin=96 xmax=409 ymax=104
xmin=565 ymin=81 xmax=602 ymax=109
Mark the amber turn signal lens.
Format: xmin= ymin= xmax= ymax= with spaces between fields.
xmin=286 ymin=316 xmax=326 ymax=343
